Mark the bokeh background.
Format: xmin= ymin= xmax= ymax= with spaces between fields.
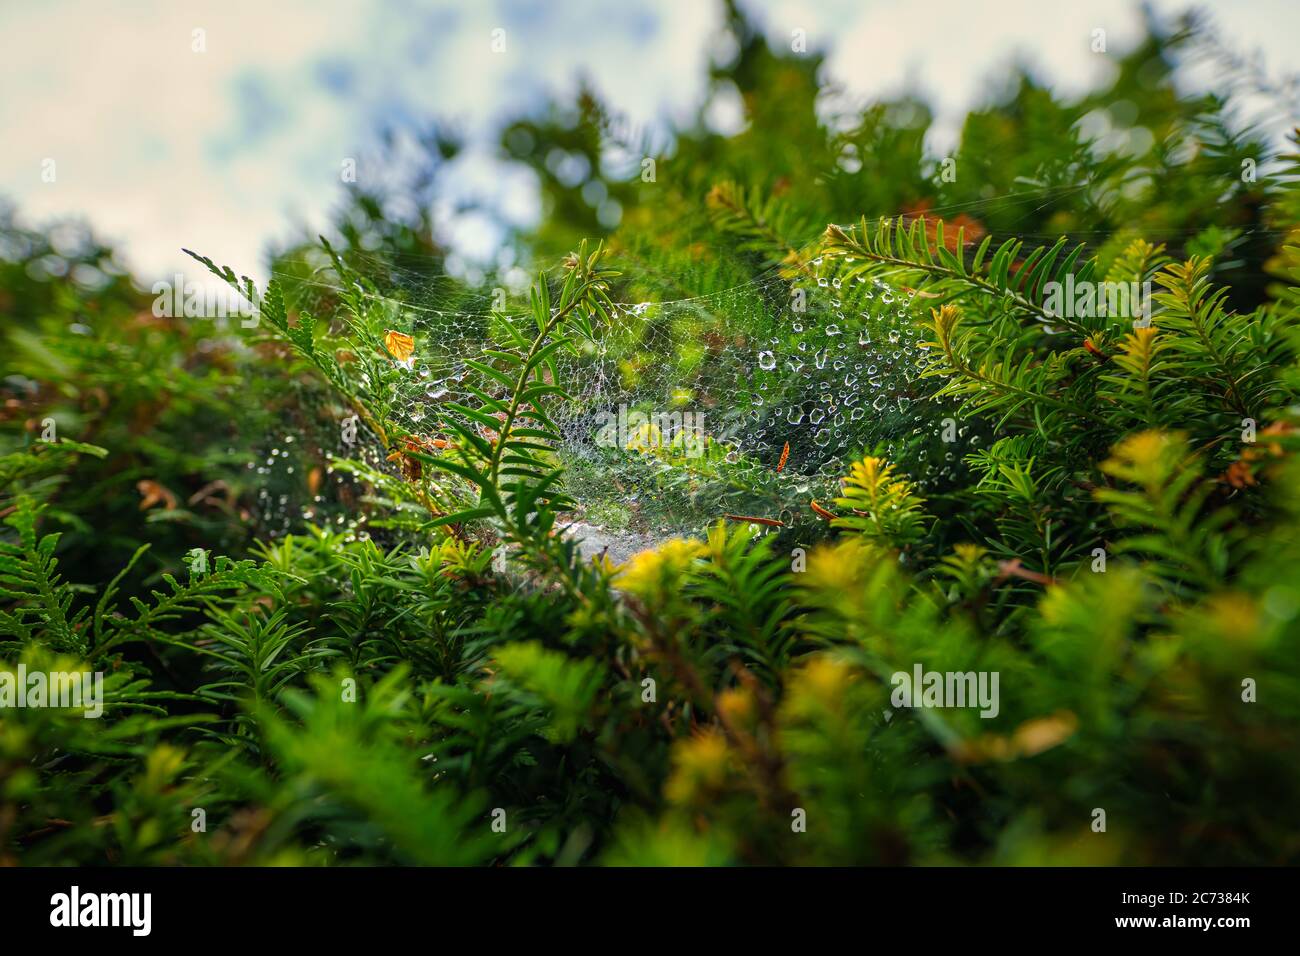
xmin=2 ymin=0 xmax=1298 ymax=285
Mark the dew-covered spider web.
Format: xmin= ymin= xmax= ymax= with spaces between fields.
xmin=266 ymin=247 xmax=949 ymax=559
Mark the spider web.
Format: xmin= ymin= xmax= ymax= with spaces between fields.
xmin=270 ymin=246 xmax=942 ymax=553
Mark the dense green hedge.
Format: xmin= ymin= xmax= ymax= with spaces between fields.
xmin=2 ymin=11 xmax=1299 ymax=865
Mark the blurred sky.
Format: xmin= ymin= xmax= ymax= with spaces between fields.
xmin=1 ymin=0 xmax=1298 ymax=285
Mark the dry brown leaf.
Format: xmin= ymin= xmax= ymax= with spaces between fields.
xmin=136 ymin=480 xmax=179 ymax=511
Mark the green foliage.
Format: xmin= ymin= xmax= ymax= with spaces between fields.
xmin=3 ymin=10 xmax=1300 ymax=867
xmin=831 ymin=456 xmax=928 ymax=547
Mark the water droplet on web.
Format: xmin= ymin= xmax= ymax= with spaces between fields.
xmin=758 ymin=350 xmax=776 ymax=370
